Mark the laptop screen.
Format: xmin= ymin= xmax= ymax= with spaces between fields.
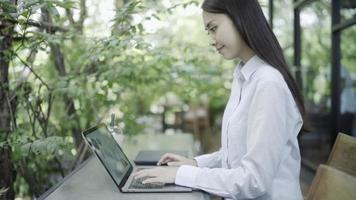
xmin=84 ymin=124 xmax=131 ymax=186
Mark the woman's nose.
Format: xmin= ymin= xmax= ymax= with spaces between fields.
xmin=209 ymin=37 xmax=216 ymax=47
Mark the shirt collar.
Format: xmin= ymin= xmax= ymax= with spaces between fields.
xmin=233 ymin=55 xmax=264 ymax=82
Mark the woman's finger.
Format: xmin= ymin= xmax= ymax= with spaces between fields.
xmin=133 ymin=169 xmax=151 ymax=179
xmin=157 ymin=154 xmax=167 ymax=165
xmin=142 ymin=177 xmax=164 ymax=184
xmin=157 ymin=153 xmax=178 ymax=165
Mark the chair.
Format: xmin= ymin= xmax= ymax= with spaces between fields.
xmin=326 ymin=132 xmax=356 ymax=177
xmin=306 ymin=164 xmax=356 ymax=200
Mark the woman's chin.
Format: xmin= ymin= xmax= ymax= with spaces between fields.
xmin=222 ymin=53 xmax=237 ymax=60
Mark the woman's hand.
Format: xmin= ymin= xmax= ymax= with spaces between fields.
xmin=157 ymin=153 xmax=197 ymax=167
xmin=133 ymin=167 xmax=178 ymax=184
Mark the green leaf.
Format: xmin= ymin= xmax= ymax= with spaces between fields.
xmin=21 ymin=136 xmax=66 ymax=156
xmin=137 ymin=23 xmax=144 ymax=33
xmin=0 ymin=187 xmax=9 ymax=196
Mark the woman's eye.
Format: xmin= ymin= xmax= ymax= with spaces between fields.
xmin=210 ymin=26 xmax=217 ymax=33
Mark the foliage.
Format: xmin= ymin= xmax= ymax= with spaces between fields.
xmin=2 ymin=0 xmax=230 ymax=198
xmin=272 ymin=0 xmax=356 ymax=112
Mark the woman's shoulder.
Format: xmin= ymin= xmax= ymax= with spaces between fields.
xmin=253 ymin=63 xmax=286 ymax=86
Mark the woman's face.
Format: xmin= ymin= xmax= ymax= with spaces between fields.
xmin=202 ymin=11 xmax=249 ymax=60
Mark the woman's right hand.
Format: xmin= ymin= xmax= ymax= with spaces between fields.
xmin=157 ymin=153 xmax=197 ymax=167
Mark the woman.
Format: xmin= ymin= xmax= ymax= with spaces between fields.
xmin=134 ymin=0 xmax=307 ymax=199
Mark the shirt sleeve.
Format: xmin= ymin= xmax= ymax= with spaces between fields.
xmin=175 ymin=81 xmax=295 ymax=199
xmin=194 ymin=149 xmax=222 ymax=168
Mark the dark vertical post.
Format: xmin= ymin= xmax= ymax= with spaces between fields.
xmin=331 ymin=0 xmax=341 ymax=145
xmin=162 ymin=106 xmax=167 ymax=132
xmin=269 ymin=0 xmax=274 ymax=29
xmin=294 ymin=1 xmax=303 ymax=91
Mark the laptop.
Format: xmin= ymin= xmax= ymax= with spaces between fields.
xmin=134 ymin=150 xmax=188 ymax=165
xmin=82 ymin=123 xmax=193 ymax=193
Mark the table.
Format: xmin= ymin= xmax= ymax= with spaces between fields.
xmin=39 ymin=133 xmax=209 ymax=200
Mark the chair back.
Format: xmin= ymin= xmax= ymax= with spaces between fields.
xmin=306 ymin=164 xmax=356 ymax=200
xmin=327 ymin=132 xmax=356 ymax=176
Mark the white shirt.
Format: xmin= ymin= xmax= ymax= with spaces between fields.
xmin=175 ymin=55 xmax=304 ymax=200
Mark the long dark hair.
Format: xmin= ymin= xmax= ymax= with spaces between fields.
xmin=202 ymin=0 xmax=308 ymax=133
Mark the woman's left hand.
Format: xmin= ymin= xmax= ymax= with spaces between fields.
xmin=133 ymin=167 xmax=179 ymax=184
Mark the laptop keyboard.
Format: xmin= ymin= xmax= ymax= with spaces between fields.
xmin=129 ymin=177 xmax=165 ymax=189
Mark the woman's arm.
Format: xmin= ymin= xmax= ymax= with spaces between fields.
xmin=175 ymin=81 xmax=300 ymax=199
xmin=194 ymin=149 xmax=223 ymax=168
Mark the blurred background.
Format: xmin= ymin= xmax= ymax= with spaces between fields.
xmin=0 ymin=0 xmax=355 ymax=199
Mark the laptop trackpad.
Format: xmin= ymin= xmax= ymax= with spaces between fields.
xmin=122 ymin=167 xmax=192 ymax=192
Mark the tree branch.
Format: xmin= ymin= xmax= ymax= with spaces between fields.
xmin=5 ymin=93 xmax=16 ymax=131
xmin=65 ymin=0 xmax=87 ymax=33
xmin=44 ymin=94 xmax=53 ymax=137
xmin=27 ymin=19 xmax=68 ymax=32
xmin=14 ymin=53 xmax=52 ymax=91
xmin=5 ymin=18 xmax=68 ymax=32
xmin=65 ymin=8 xmax=75 ymax=27
xmin=9 ymin=49 xmax=37 ymax=103
xmin=41 ymin=7 xmax=83 ymax=149
xmin=77 ymin=0 xmax=87 ymax=33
